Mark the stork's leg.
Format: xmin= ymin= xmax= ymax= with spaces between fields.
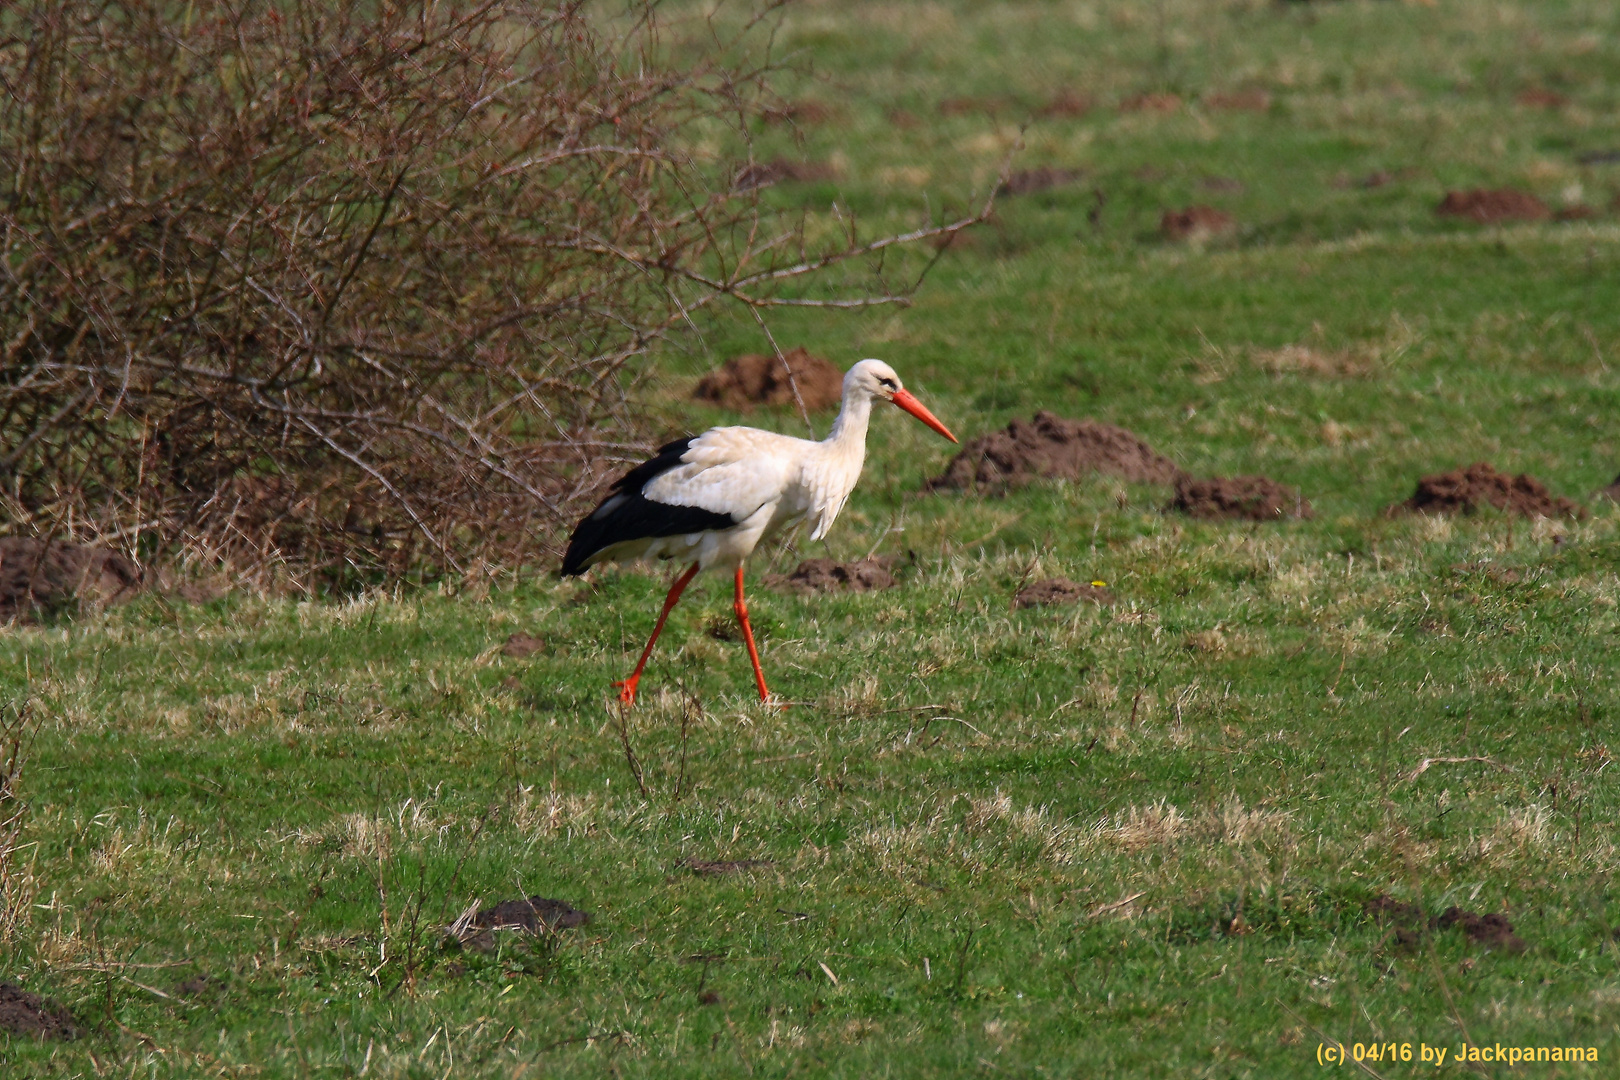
xmin=733 ymin=565 xmax=772 ymax=703
xmin=614 ymin=562 xmax=699 ymax=706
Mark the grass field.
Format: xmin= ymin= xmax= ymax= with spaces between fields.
xmin=5 ymin=1 xmax=1620 ymax=1075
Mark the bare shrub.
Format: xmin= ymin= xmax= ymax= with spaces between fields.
xmin=0 ymin=1 xmax=991 ymax=585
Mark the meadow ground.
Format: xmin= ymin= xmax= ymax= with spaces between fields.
xmin=4 ymin=1 xmax=1620 ymax=1075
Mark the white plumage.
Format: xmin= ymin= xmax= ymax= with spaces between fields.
xmin=562 ymin=358 xmax=957 ymax=705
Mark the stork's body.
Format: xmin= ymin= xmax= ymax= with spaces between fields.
xmin=562 ymin=359 xmax=956 ymax=705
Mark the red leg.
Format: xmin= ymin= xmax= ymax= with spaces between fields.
xmin=614 ymin=562 xmax=699 ymax=706
xmin=733 ymin=566 xmax=772 ymax=703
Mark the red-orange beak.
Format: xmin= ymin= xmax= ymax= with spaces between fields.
xmin=891 ymin=388 xmax=958 ymax=443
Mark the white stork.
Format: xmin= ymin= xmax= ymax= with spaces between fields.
xmin=562 ymin=359 xmax=958 ymax=706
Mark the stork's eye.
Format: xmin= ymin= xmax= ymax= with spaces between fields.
xmin=878 ymin=377 xmax=898 ymax=390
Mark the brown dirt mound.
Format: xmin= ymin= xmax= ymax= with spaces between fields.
xmin=1120 ymin=92 xmax=1181 ymax=113
xmin=1365 ymin=894 xmax=1527 ymax=952
xmin=0 ymin=983 xmax=78 ymax=1040
xmin=1436 ymin=189 xmax=1550 ymax=223
xmin=692 ymin=347 xmax=844 ymax=412
xmin=926 ymin=411 xmax=1184 ymax=491
xmin=1516 ymin=88 xmax=1567 ymax=108
xmin=998 ymin=167 xmax=1084 ymax=197
xmin=1600 ymin=473 xmax=1620 ymax=502
xmin=475 ymin=896 xmax=589 ymax=931
xmin=1437 ymin=907 xmax=1527 ymax=952
xmin=1365 ymin=893 xmax=1431 ymax=950
xmin=1170 ymin=476 xmax=1313 ymax=521
xmin=501 ymin=632 xmax=545 ymax=658
xmin=1204 ymin=89 xmax=1271 ymax=111
xmin=0 ymin=537 xmax=142 ymax=622
xmin=1391 ymin=462 xmax=1584 ymax=520
xmin=448 ymin=895 xmax=590 ymax=952
xmin=765 ymin=557 xmax=898 ymax=594
xmin=1038 ymin=89 xmax=1092 ymax=118
xmin=1365 ymin=893 xmax=1425 ymax=926
xmin=1161 ymin=205 xmax=1236 ymax=242
xmin=1014 ymin=577 xmax=1115 ymax=608
xmin=938 ymin=96 xmax=1017 ymax=117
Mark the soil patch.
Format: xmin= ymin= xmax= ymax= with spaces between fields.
xmin=0 ymin=537 xmax=142 ymax=622
xmin=1516 ymin=88 xmax=1566 ymax=108
xmin=1600 ymin=473 xmax=1620 ymax=502
xmin=1390 ymin=462 xmax=1584 ymax=520
xmin=1170 ymin=476 xmax=1313 ymax=521
xmin=733 ymin=159 xmax=836 ymax=191
xmin=1014 ymin=577 xmax=1115 ymax=609
xmin=448 ymin=896 xmax=590 ymax=952
xmin=926 ymin=411 xmax=1184 ymax=492
xmin=692 ymin=347 xmax=844 ymax=412
xmin=1365 ymin=893 xmax=1430 ymax=950
xmin=1437 ymin=907 xmax=1527 ymax=952
xmin=1436 ymin=189 xmax=1550 ymax=223
xmin=938 ymin=96 xmax=1016 ymax=117
xmin=501 ymin=632 xmax=545 ymax=658
xmin=1120 ymin=92 xmax=1181 ymax=113
xmin=998 ymin=167 xmax=1084 ymax=197
xmin=678 ymin=858 xmax=774 ymax=876
xmin=1161 ymin=205 xmax=1235 ymax=242
xmin=1204 ymin=89 xmax=1271 ymax=111
xmin=1554 ymin=205 xmax=1598 ymax=221
xmin=1364 ymin=894 xmax=1423 ymax=924
xmin=1038 ymin=89 xmax=1092 ymax=118
xmin=1364 ymin=894 xmax=1527 ymax=952
xmin=0 ymin=983 xmax=78 ymax=1040
xmin=765 ymin=557 xmax=898 ymax=594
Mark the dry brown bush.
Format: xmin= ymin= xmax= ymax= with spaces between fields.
xmin=1 ymin=0 xmax=990 ymax=586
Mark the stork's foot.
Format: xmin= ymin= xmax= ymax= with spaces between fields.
xmin=613 ymin=676 xmax=639 ymax=707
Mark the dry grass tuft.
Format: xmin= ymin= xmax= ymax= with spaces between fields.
xmin=1107 ymin=801 xmax=1189 ymax=852
xmin=0 ymin=700 xmax=38 ymax=946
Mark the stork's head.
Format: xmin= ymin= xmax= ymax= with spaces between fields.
xmin=846 ymin=359 xmax=958 ymax=443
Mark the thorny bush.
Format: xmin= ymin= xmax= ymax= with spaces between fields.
xmin=0 ymin=0 xmax=988 ymax=586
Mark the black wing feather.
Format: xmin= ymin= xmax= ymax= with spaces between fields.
xmin=560 ymin=437 xmax=737 ymax=576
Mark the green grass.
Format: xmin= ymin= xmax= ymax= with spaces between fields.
xmin=5 ymin=1 xmax=1620 ymax=1075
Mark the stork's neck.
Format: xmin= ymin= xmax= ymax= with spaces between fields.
xmin=823 ymin=388 xmax=873 ymax=456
